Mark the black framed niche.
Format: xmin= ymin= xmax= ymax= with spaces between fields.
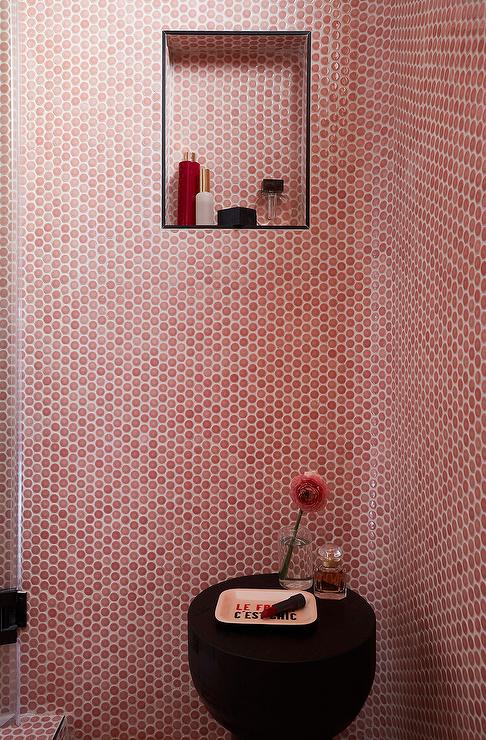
xmin=162 ymin=31 xmax=311 ymax=229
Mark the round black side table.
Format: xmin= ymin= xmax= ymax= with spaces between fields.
xmin=188 ymin=573 xmax=376 ymax=740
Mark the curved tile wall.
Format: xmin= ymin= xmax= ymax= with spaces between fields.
xmin=373 ymin=1 xmax=485 ymax=738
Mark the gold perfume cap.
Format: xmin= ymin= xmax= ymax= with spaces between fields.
xmin=191 ymin=152 xmax=197 ymax=162
xmin=199 ymin=167 xmax=211 ymax=193
xmin=318 ymin=543 xmax=344 ymax=568
xmin=183 ymin=151 xmax=189 ymax=161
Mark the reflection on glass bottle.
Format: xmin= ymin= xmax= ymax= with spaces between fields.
xmin=256 ymin=178 xmax=287 ymax=225
xmin=314 ymin=543 xmax=347 ymax=600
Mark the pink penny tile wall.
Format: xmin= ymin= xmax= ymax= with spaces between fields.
xmin=0 ymin=1 xmax=484 ymax=740
xmin=371 ymin=1 xmax=486 ymax=738
xmin=1 ymin=0 xmax=20 ymax=724
xmin=12 ymin=0 xmax=379 ymax=738
xmin=0 ymin=0 xmax=15 ymax=592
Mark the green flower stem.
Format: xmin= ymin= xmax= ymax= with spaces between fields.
xmin=279 ymin=508 xmax=303 ymax=581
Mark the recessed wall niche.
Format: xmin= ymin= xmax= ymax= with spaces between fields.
xmin=162 ymin=31 xmax=311 ymax=229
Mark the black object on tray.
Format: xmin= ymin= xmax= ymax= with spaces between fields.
xmin=217 ymin=206 xmax=257 ymax=227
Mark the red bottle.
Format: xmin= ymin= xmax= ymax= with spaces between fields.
xmin=177 ymin=151 xmax=200 ymax=226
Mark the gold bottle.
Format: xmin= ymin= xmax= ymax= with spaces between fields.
xmin=314 ymin=543 xmax=347 ymax=600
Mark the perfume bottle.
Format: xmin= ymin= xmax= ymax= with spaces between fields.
xmin=195 ymin=167 xmax=215 ymax=225
xmin=256 ymin=178 xmax=287 ymax=225
xmin=314 ymin=543 xmax=347 ymax=600
xmin=177 ymin=151 xmax=200 ymax=226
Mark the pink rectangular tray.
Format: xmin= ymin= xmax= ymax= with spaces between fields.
xmin=215 ymin=588 xmax=317 ymax=626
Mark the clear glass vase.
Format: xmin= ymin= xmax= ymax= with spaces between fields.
xmin=278 ymin=525 xmax=313 ymax=590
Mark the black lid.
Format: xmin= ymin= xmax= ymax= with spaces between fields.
xmin=262 ymin=178 xmax=284 ymax=193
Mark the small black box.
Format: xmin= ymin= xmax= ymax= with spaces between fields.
xmin=262 ymin=178 xmax=284 ymax=193
xmin=217 ymin=207 xmax=257 ymax=228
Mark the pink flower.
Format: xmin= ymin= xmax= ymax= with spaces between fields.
xmin=290 ymin=471 xmax=329 ymax=513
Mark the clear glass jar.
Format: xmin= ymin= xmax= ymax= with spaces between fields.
xmin=314 ymin=543 xmax=347 ymax=600
xmin=278 ymin=525 xmax=313 ymax=590
xmin=256 ymin=178 xmax=288 ymax=226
